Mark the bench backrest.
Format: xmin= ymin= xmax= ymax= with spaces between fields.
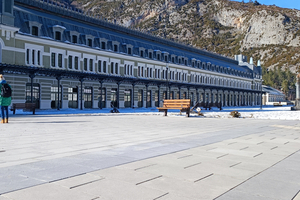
xmin=13 ymin=103 xmax=36 ymax=109
xmin=163 ymin=99 xmax=190 ymax=108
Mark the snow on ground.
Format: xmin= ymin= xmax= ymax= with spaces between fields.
xmin=10 ymin=105 xmax=300 ymax=120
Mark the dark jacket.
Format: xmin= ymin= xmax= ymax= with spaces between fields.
xmin=0 ymin=80 xmax=12 ymax=106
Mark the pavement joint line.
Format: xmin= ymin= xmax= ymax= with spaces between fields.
xmin=184 ymin=162 xmax=202 ymax=169
xmin=284 ymin=141 xmax=290 ymax=145
xmin=194 ymin=173 xmax=214 ymax=183
xmin=207 ymin=147 xmax=218 ymax=151
xmin=69 ymin=178 xmax=105 ymax=189
xmin=215 ymin=150 xmax=300 ymax=200
xmin=91 ymin=197 xmax=100 ymax=200
xmin=228 ymin=142 xmax=237 ymax=145
xmin=177 ymin=155 xmax=193 ymax=159
xmin=134 ymin=164 xmax=157 ymax=171
xmin=217 ymin=154 xmax=229 ymax=159
xmin=253 ymin=153 xmax=263 ymax=158
xmin=257 ymin=142 xmax=264 ymax=145
xmin=230 ymin=162 xmax=242 ymax=168
xmin=48 ymin=173 xmax=87 ymax=183
xmin=153 ymin=192 xmax=169 ymax=200
xmin=271 ymin=146 xmax=278 ymax=150
xmin=292 ymin=190 xmax=300 ymax=200
xmin=136 ymin=175 xmax=163 ymax=185
xmin=240 ymin=146 xmax=249 ymax=150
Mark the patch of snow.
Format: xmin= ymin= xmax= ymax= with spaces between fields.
xmin=8 ymin=105 xmax=300 ymax=120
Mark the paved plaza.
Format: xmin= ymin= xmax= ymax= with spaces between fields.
xmin=0 ymin=112 xmax=300 ymax=200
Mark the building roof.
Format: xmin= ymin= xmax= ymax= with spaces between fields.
xmin=14 ymin=0 xmax=253 ymax=75
xmin=262 ymin=85 xmax=285 ymax=96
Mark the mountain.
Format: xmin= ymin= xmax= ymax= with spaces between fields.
xmin=58 ymin=0 xmax=300 ymax=74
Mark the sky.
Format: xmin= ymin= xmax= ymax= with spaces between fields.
xmin=233 ymin=0 xmax=300 ymax=10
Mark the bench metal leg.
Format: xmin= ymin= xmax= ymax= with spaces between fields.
xmin=164 ymin=110 xmax=168 ymax=116
xmin=186 ymin=111 xmax=190 ymax=117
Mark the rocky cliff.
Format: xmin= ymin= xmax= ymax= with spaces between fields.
xmin=59 ymin=0 xmax=300 ymax=73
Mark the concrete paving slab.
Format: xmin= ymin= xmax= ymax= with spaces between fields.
xmin=1 ymin=114 xmax=300 ymax=199
xmin=2 ymin=183 xmax=97 ymax=200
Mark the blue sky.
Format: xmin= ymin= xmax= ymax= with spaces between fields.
xmin=233 ymin=0 xmax=300 ymax=10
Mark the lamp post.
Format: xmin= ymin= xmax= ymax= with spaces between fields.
xmin=166 ymin=63 xmax=169 ymax=99
xmin=260 ymin=79 xmax=263 ymax=110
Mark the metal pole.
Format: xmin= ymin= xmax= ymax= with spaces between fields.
xmin=29 ymin=74 xmax=35 ymax=103
xmin=99 ymin=80 xmax=103 ymax=109
xmin=117 ymin=82 xmax=120 ymax=109
xmin=260 ymin=81 xmax=263 ymax=110
xmin=132 ymin=83 xmax=135 ymax=108
xmin=80 ymin=78 xmax=84 ymax=110
xmin=56 ymin=76 xmax=61 ymax=110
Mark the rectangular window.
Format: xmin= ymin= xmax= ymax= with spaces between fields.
xmin=26 ymin=49 xmax=30 ymax=64
xmin=58 ymin=54 xmax=62 ymax=68
xmin=149 ymin=52 xmax=152 ymax=59
xmin=103 ymin=61 xmax=107 ymax=73
xmin=98 ymin=60 xmax=102 ymax=72
xmin=37 ymin=51 xmax=41 ymax=65
xmin=88 ymin=39 xmax=93 ymax=47
xmin=55 ymin=31 xmax=61 ymax=40
xmin=75 ymin=57 xmax=79 ymax=70
xmin=128 ymin=48 xmax=131 ymax=55
xmin=72 ymin=35 xmax=78 ymax=43
xmin=84 ymin=58 xmax=88 ymax=71
xmin=4 ymin=0 xmax=12 ymax=13
xmin=32 ymin=50 xmax=35 ymax=65
xmin=115 ymin=63 xmax=118 ymax=74
xmin=32 ymin=26 xmax=38 ymax=36
xmin=111 ymin=62 xmax=114 ymax=74
xmin=68 ymin=55 xmax=72 ymax=69
xmin=51 ymin=52 xmax=56 ymax=67
xmin=101 ymin=42 xmax=106 ymax=49
xmin=114 ymin=45 xmax=118 ymax=52
xmin=89 ymin=59 xmax=93 ymax=71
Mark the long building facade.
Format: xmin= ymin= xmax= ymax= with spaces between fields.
xmin=0 ymin=0 xmax=262 ymax=110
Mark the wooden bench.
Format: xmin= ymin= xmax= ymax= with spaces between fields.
xmin=10 ymin=103 xmax=36 ymax=115
xmin=157 ymin=99 xmax=191 ymax=117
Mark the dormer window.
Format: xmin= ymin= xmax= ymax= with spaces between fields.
xmin=139 ymin=47 xmax=145 ymax=58
xmin=52 ymin=25 xmax=66 ymax=41
xmin=125 ymin=44 xmax=133 ymax=55
xmin=162 ymin=52 xmax=169 ymax=62
xmin=28 ymin=21 xmax=42 ymax=37
xmin=112 ymin=41 xmax=120 ymax=52
xmin=69 ymin=31 xmax=80 ymax=44
xmin=85 ymin=35 xmax=95 ymax=47
xmin=147 ymin=49 xmax=153 ymax=59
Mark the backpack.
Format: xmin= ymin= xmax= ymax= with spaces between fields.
xmin=1 ymin=83 xmax=12 ymax=98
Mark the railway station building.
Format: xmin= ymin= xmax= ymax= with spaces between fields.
xmin=0 ymin=0 xmax=263 ymax=110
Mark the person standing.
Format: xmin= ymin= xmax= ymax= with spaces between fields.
xmin=0 ymin=74 xmax=12 ymax=123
